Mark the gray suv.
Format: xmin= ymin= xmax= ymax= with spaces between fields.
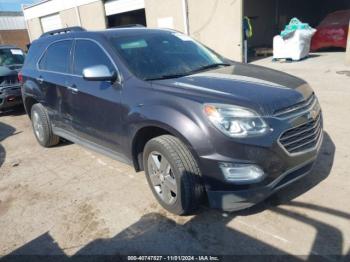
xmin=21 ymin=27 xmax=323 ymax=215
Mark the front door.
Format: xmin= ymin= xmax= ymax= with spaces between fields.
xmin=69 ymin=39 xmax=123 ymax=153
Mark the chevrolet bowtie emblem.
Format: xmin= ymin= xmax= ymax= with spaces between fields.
xmin=308 ymin=110 xmax=318 ymax=120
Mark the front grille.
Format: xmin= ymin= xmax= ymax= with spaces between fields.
xmin=0 ymin=76 xmax=19 ymax=87
xmin=279 ymin=113 xmax=322 ymax=154
xmin=274 ymin=94 xmax=316 ymax=118
xmin=0 ymin=86 xmax=20 ymax=95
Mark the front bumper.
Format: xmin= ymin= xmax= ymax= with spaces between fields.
xmin=207 ymin=156 xmax=318 ymax=211
xmin=0 ymin=85 xmax=22 ymax=110
xmin=197 ymin=108 xmax=324 ymax=211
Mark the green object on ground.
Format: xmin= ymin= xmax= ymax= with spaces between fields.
xmin=281 ymin=18 xmax=312 ymax=37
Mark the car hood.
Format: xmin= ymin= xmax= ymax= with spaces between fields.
xmin=153 ymin=63 xmax=313 ymax=116
xmin=0 ymin=65 xmax=21 ymax=90
xmin=0 ymin=65 xmax=20 ymax=77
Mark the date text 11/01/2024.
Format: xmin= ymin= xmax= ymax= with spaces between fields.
xmin=127 ymin=256 xmax=220 ymax=261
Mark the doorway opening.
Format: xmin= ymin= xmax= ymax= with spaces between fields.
xmin=244 ymin=0 xmax=350 ymax=61
xmin=107 ymin=9 xmax=146 ymax=28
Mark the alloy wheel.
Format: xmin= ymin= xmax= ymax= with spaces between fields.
xmin=147 ymin=151 xmax=178 ymax=205
xmin=32 ymin=111 xmax=44 ymax=142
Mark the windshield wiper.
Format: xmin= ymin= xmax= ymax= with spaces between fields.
xmin=189 ymin=63 xmax=231 ymax=74
xmin=144 ymin=63 xmax=231 ymax=81
xmin=145 ymin=73 xmax=189 ymax=81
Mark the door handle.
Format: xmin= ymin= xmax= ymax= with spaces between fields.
xmin=67 ymin=85 xmax=79 ymax=94
xmin=36 ymin=76 xmax=44 ymax=84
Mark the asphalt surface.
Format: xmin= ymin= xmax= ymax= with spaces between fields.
xmin=0 ymin=52 xmax=349 ymax=259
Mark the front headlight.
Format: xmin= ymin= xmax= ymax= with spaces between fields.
xmin=204 ymin=104 xmax=269 ymax=138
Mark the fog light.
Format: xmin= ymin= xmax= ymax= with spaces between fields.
xmin=219 ymin=163 xmax=265 ymax=184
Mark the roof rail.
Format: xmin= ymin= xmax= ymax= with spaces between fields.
xmin=110 ymin=24 xmax=146 ymax=28
xmin=40 ymin=26 xmax=86 ymax=38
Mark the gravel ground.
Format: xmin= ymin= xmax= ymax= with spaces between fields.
xmin=0 ymin=52 xmax=349 ymax=259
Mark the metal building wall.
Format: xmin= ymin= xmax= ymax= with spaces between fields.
xmin=145 ymin=0 xmax=243 ymax=61
xmin=0 ymin=13 xmax=29 ymax=50
xmin=23 ymin=0 xmax=106 ymax=41
xmin=0 ymin=15 xmax=26 ymax=30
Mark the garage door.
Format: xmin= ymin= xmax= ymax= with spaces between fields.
xmin=40 ymin=14 xmax=62 ymax=33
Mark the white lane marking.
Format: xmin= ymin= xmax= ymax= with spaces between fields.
xmin=235 ymin=219 xmax=290 ymax=243
xmin=97 ymin=159 xmax=107 ymax=166
xmin=84 ymin=149 xmax=135 ymax=178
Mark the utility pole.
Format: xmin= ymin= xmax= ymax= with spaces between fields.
xmin=182 ymin=0 xmax=190 ymax=35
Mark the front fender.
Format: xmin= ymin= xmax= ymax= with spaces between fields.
xmin=127 ymin=103 xmax=214 ymax=162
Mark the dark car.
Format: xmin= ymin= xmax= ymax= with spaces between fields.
xmin=21 ymin=27 xmax=323 ymax=215
xmin=0 ymin=45 xmax=25 ymax=111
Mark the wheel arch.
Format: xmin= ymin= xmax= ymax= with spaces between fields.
xmin=22 ymin=80 xmax=43 ymax=118
xmin=24 ymin=96 xmax=39 ymax=119
xmin=131 ymin=122 xmax=202 ymax=173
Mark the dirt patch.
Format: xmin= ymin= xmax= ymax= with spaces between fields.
xmin=54 ymin=202 xmax=110 ymax=250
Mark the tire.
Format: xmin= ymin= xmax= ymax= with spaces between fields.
xmin=143 ymin=135 xmax=204 ymax=215
xmin=31 ymin=103 xmax=60 ymax=147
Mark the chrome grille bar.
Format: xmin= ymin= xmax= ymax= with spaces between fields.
xmin=279 ymin=112 xmax=323 ymax=154
xmin=286 ymin=126 xmax=322 ymax=153
xmin=274 ymin=94 xmax=316 ymax=118
xmin=280 ymin=115 xmax=321 ymax=142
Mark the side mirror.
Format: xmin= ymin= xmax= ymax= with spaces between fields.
xmin=82 ymin=65 xmax=118 ymax=82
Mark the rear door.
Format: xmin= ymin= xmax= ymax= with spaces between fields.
xmin=68 ymin=39 xmax=123 ymax=153
xmin=37 ymin=39 xmax=74 ymax=131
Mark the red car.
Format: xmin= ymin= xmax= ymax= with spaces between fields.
xmin=311 ymin=9 xmax=350 ymax=51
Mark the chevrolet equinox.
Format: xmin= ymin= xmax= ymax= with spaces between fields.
xmin=21 ymin=27 xmax=323 ymax=215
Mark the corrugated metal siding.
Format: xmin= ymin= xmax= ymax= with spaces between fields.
xmin=0 ymin=16 xmax=26 ymax=30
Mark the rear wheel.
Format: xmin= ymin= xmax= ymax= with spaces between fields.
xmin=31 ymin=103 xmax=59 ymax=147
xmin=143 ymin=135 xmax=204 ymax=215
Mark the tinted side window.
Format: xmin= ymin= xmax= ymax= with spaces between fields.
xmin=39 ymin=40 xmax=72 ymax=73
xmin=73 ymin=40 xmax=114 ymax=75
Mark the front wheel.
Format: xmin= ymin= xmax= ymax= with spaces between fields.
xmin=143 ymin=135 xmax=204 ymax=215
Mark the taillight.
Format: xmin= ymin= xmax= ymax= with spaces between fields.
xmin=18 ymin=71 xmax=23 ymax=84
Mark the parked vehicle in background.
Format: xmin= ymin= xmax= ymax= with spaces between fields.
xmin=21 ymin=27 xmax=323 ymax=215
xmin=0 ymin=45 xmax=25 ymax=111
xmin=311 ymin=10 xmax=350 ymax=51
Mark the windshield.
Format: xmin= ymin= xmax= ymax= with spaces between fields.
xmin=111 ymin=31 xmax=228 ymax=80
xmin=0 ymin=48 xmax=25 ymax=66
